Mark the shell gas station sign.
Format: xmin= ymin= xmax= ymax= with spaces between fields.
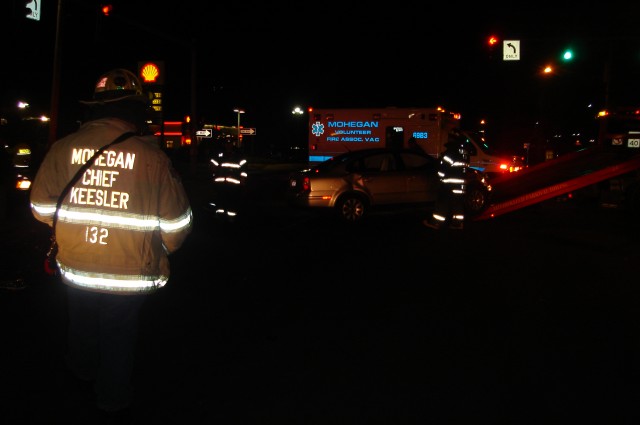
xmin=138 ymin=61 xmax=164 ymax=119
xmin=138 ymin=61 xmax=164 ymax=85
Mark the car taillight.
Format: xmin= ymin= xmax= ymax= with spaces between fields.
xmin=302 ymin=176 xmax=311 ymax=192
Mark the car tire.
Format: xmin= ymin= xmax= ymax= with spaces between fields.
xmin=465 ymin=185 xmax=488 ymax=216
xmin=336 ymin=194 xmax=367 ymax=223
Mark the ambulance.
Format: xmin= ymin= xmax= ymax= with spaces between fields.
xmin=307 ymin=106 xmax=523 ymax=176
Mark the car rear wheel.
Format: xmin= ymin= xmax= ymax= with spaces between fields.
xmin=336 ymin=195 xmax=367 ymax=222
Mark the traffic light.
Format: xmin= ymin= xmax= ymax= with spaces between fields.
xmin=101 ymin=4 xmax=113 ymax=16
xmin=487 ymin=35 xmax=500 ymax=60
xmin=562 ymin=49 xmax=573 ymax=61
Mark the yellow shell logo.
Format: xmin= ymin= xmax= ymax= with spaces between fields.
xmin=141 ymin=64 xmax=159 ymax=83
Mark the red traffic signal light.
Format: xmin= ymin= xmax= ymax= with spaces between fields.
xmin=101 ymin=4 xmax=113 ymax=16
xmin=488 ymin=35 xmax=499 ymax=46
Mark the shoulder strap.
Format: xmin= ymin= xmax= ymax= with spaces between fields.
xmin=51 ymin=131 xmax=136 ymax=233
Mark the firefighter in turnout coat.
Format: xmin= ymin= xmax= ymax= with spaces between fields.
xmin=423 ymin=131 xmax=470 ymax=230
xmin=30 ymin=68 xmax=193 ymax=417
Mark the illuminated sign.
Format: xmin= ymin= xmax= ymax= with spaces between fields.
xmin=150 ymin=91 xmax=162 ymax=112
xmin=140 ymin=63 xmax=159 ymax=83
xmin=138 ymin=61 xmax=164 ymax=85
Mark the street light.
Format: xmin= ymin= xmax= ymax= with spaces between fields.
xmin=291 ymin=106 xmax=306 ymax=153
xmin=233 ymin=108 xmax=245 ymax=148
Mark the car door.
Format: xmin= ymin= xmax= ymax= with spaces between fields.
xmin=350 ymin=152 xmax=406 ymax=205
xmin=397 ymin=151 xmax=440 ymax=203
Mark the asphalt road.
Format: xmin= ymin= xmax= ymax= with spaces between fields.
xmin=2 ymin=161 xmax=640 ymax=424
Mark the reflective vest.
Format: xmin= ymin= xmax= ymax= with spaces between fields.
xmin=30 ymin=118 xmax=193 ymax=294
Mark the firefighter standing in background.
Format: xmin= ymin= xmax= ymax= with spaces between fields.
xmin=423 ymin=130 xmax=470 ymax=230
xmin=209 ymin=141 xmax=248 ymax=221
xmin=30 ymin=69 xmax=193 ymax=420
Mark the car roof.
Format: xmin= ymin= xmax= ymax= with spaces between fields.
xmin=313 ymin=148 xmax=435 ymax=171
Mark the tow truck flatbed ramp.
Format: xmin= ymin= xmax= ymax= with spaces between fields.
xmin=473 ymin=146 xmax=640 ymax=221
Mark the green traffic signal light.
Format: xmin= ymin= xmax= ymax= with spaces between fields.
xmin=562 ymin=49 xmax=573 ymax=61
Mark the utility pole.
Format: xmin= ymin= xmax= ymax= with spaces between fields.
xmin=190 ymin=38 xmax=198 ymax=177
xmin=47 ymin=0 xmax=63 ymax=150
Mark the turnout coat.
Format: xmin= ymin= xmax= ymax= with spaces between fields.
xmin=30 ymin=118 xmax=193 ymax=295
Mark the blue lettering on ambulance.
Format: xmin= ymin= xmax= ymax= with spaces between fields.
xmin=328 ymin=121 xmax=379 ymax=128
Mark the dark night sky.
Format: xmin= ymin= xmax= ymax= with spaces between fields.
xmin=3 ymin=1 xmax=640 ymax=150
